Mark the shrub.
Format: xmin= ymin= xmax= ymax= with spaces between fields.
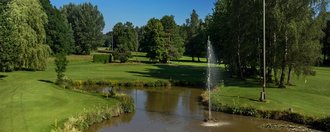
xmin=114 ymin=94 xmax=135 ymax=113
xmin=113 ymin=46 xmax=131 ymax=63
xmin=55 ymin=52 xmax=68 ymax=84
xmin=51 ymin=105 xmax=124 ymax=132
xmin=312 ymin=116 xmax=330 ymax=131
xmin=93 ymin=54 xmax=112 ymax=63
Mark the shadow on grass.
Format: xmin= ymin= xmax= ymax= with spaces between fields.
xmin=171 ymin=60 xmax=207 ymax=63
xmin=127 ymin=63 xmax=280 ymax=89
xmin=127 ymin=64 xmax=207 ymax=82
xmin=38 ymin=79 xmax=54 ymax=84
xmin=0 ymin=75 xmax=8 ymax=80
xmin=218 ymin=94 xmax=259 ymax=102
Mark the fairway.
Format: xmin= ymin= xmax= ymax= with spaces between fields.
xmin=213 ymin=67 xmax=330 ymax=117
xmin=0 ymin=61 xmax=119 ymax=131
xmin=1 ymin=55 xmax=330 ymax=131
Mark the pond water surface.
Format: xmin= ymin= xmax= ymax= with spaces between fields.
xmin=86 ymin=87 xmax=295 ymax=132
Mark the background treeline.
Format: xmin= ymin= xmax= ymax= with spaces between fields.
xmin=207 ymin=0 xmax=329 ymax=88
xmin=1 ymin=0 xmax=330 ymax=90
xmin=0 ymin=0 xmax=105 ymax=71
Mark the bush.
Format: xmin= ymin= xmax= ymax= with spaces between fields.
xmin=312 ymin=117 xmax=330 ymax=131
xmin=93 ymin=54 xmax=112 ymax=63
xmin=114 ymin=94 xmax=135 ymax=113
xmin=55 ymin=52 xmax=68 ymax=84
xmin=113 ymin=47 xmax=131 ymax=63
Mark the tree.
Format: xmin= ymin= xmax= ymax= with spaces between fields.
xmin=208 ymin=0 xmax=328 ymax=88
xmin=111 ymin=22 xmax=138 ymax=62
xmin=323 ymin=19 xmax=330 ymax=65
xmin=61 ymin=3 xmax=105 ymax=55
xmin=55 ymin=52 xmax=68 ymax=84
xmin=104 ymin=31 xmax=113 ymax=49
xmin=185 ymin=10 xmax=202 ymax=61
xmin=40 ymin=0 xmax=75 ymax=54
xmin=160 ymin=15 xmax=185 ymax=62
xmin=143 ymin=16 xmax=185 ymax=63
xmin=6 ymin=0 xmax=51 ymax=71
xmin=144 ymin=18 xmax=166 ymax=62
xmin=0 ymin=0 xmax=16 ymax=71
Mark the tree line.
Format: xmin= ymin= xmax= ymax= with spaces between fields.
xmin=208 ymin=0 xmax=329 ymax=88
xmin=1 ymin=0 xmax=330 ymax=90
xmin=0 ymin=0 xmax=105 ymax=71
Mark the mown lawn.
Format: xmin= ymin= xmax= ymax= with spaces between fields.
xmin=0 ymin=53 xmax=329 ymax=131
xmin=0 ymin=54 xmax=208 ymax=131
xmin=212 ymin=66 xmax=330 ymax=118
xmin=0 ymin=59 xmax=120 ymax=131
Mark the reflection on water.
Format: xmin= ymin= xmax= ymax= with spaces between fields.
xmin=86 ymin=87 xmax=282 ymax=132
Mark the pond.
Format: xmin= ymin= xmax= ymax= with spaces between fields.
xmin=86 ymin=87 xmax=302 ymax=132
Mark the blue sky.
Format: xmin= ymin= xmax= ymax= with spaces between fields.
xmin=50 ymin=0 xmax=216 ymax=33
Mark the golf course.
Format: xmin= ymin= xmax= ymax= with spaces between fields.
xmin=0 ymin=53 xmax=329 ymax=131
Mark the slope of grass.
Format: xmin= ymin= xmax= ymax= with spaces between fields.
xmin=212 ymin=67 xmax=330 ymax=118
xmin=0 ymin=62 xmax=118 ymax=131
xmin=1 ymin=53 xmax=329 ymax=131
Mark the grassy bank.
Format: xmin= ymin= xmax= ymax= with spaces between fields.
xmin=0 ymin=70 xmax=119 ymax=131
xmin=206 ymin=67 xmax=330 ymax=130
xmin=51 ymin=94 xmax=134 ymax=132
xmin=0 ymin=54 xmax=207 ymax=131
xmin=1 ymin=53 xmax=330 ymax=131
xmin=211 ymin=67 xmax=330 ymax=118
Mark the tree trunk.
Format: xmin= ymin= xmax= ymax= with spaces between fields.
xmin=192 ymin=56 xmax=195 ymax=62
xmin=287 ymin=64 xmax=292 ymax=85
xmin=274 ymin=68 xmax=279 ymax=84
xmin=273 ymin=33 xmax=278 ymax=84
xmin=198 ymin=57 xmax=200 ymax=62
xmin=237 ymin=37 xmax=244 ymax=80
xmin=324 ymin=54 xmax=328 ymax=65
xmin=237 ymin=7 xmax=244 ymax=80
xmin=279 ymin=31 xmax=288 ymax=88
xmin=266 ymin=67 xmax=273 ymax=83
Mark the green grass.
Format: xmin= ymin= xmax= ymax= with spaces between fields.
xmin=0 ymin=54 xmax=208 ymax=131
xmin=1 ymin=52 xmax=330 ymax=131
xmin=212 ymin=67 xmax=330 ymax=118
xmin=0 ymin=62 xmax=119 ymax=131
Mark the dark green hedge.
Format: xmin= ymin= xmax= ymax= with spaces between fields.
xmin=93 ymin=54 xmax=112 ymax=63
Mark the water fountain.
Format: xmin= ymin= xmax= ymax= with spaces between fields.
xmin=201 ymin=36 xmax=227 ymax=127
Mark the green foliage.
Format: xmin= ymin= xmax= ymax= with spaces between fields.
xmin=114 ymin=94 xmax=135 ymax=113
xmin=93 ymin=54 xmax=112 ymax=63
xmin=112 ymin=22 xmax=139 ymax=51
xmin=143 ymin=16 xmax=185 ymax=63
xmin=5 ymin=0 xmax=51 ymax=71
xmin=113 ymin=46 xmax=131 ymax=63
xmin=110 ymin=22 xmax=138 ymax=62
xmin=208 ymin=0 xmax=328 ymax=86
xmin=55 ymin=52 xmax=68 ymax=84
xmin=322 ymin=19 xmax=330 ymax=65
xmin=51 ymin=105 xmax=125 ymax=132
xmin=71 ymin=79 xmax=171 ymax=88
xmin=0 ymin=0 xmax=15 ymax=72
xmin=184 ymin=10 xmax=207 ymax=62
xmin=40 ymin=0 xmax=75 ymax=54
xmin=61 ymin=2 xmax=105 ymax=55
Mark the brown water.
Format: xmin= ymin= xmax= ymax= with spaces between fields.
xmin=86 ymin=87 xmax=291 ymax=132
